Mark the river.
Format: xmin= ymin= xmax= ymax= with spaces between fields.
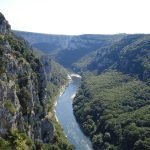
xmin=55 ymin=75 xmax=93 ymax=150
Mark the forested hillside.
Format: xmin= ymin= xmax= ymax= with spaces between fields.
xmin=74 ymin=34 xmax=150 ymax=83
xmin=73 ymin=71 xmax=150 ymax=150
xmin=0 ymin=13 xmax=74 ymax=150
xmin=73 ymin=34 xmax=150 ymax=150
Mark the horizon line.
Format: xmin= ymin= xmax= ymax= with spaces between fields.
xmin=13 ymin=29 xmax=150 ymax=36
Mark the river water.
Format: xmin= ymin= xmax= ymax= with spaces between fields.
xmin=55 ymin=76 xmax=93 ymax=150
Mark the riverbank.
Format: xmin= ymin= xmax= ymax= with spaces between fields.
xmin=54 ymin=73 xmax=80 ymax=121
xmin=45 ymin=71 xmax=75 ymax=149
xmin=53 ymin=84 xmax=68 ymax=123
xmin=54 ymin=73 xmax=72 ymax=122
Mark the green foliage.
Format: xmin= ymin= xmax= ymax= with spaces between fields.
xmin=0 ymin=137 xmax=12 ymax=150
xmin=9 ymin=129 xmax=35 ymax=150
xmin=4 ymin=100 xmax=16 ymax=115
xmin=0 ymin=130 xmax=35 ymax=150
xmin=74 ymin=34 xmax=150 ymax=150
xmin=73 ymin=71 xmax=150 ymax=150
xmin=17 ymin=87 xmax=32 ymax=115
xmin=51 ymin=120 xmax=75 ymax=150
xmin=0 ymin=35 xmax=4 ymax=41
xmin=4 ymin=35 xmax=26 ymax=54
xmin=49 ymin=59 xmax=68 ymax=87
xmin=134 ymin=138 xmax=150 ymax=150
xmin=92 ymin=134 xmax=103 ymax=147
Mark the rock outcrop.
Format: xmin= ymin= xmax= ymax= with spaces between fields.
xmin=0 ymin=13 xmax=10 ymax=34
xmin=0 ymin=12 xmax=54 ymax=148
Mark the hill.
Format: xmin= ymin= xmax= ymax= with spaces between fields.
xmin=75 ymin=34 xmax=150 ymax=83
xmin=73 ymin=34 xmax=150 ymax=149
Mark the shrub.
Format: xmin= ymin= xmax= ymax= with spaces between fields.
xmin=4 ymin=100 xmax=16 ymax=115
xmin=0 ymin=137 xmax=11 ymax=150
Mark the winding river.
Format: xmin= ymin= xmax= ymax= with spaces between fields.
xmin=55 ymin=75 xmax=93 ymax=150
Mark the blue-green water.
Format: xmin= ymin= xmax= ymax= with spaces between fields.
xmin=55 ymin=77 xmax=93 ymax=150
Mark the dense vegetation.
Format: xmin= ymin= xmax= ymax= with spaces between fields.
xmin=73 ymin=34 xmax=150 ymax=150
xmin=73 ymin=71 xmax=150 ymax=150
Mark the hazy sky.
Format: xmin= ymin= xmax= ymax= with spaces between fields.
xmin=1 ymin=0 xmax=150 ymax=35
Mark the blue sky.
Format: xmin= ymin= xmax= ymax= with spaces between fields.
xmin=1 ymin=0 xmax=150 ymax=35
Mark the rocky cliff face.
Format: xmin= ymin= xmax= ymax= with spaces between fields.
xmin=14 ymin=30 xmax=73 ymax=54
xmin=0 ymin=13 xmax=54 ymax=148
xmin=0 ymin=13 xmax=11 ymax=34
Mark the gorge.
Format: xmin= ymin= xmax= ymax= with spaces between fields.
xmin=0 ymin=12 xmax=150 ymax=150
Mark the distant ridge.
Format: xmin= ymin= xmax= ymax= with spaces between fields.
xmin=14 ymin=30 xmax=126 ymax=68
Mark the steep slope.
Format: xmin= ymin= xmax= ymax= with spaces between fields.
xmin=75 ymin=34 xmax=150 ymax=83
xmin=14 ymin=30 xmax=73 ymax=54
xmin=73 ymin=35 xmax=150 ymax=149
xmin=0 ymin=13 xmax=73 ymax=149
xmin=14 ymin=31 xmax=126 ymax=68
xmin=55 ymin=34 xmax=126 ymax=68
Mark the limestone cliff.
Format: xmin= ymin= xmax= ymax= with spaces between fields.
xmin=0 ymin=13 xmax=72 ymax=149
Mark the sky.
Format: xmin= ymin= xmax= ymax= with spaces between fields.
xmin=0 ymin=0 xmax=150 ymax=35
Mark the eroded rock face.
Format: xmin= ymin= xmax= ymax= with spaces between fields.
xmin=0 ymin=12 xmax=54 ymax=143
xmin=0 ymin=13 xmax=10 ymax=34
